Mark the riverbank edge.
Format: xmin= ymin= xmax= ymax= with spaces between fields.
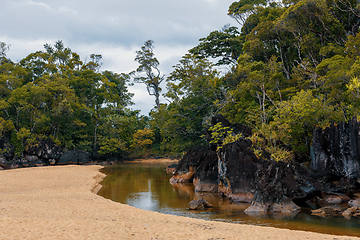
xmin=0 ymin=164 xmax=358 ymax=239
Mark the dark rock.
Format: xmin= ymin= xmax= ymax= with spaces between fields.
xmin=172 ymin=146 xmax=209 ymax=175
xmin=193 ymin=149 xmax=218 ymax=192
xmin=58 ymin=150 xmax=91 ymax=165
xmin=169 ymin=115 xmax=360 ymax=214
xmin=245 ymin=161 xmax=316 ymax=213
xmin=0 ymin=155 xmax=10 ymax=169
xmin=311 ymin=117 xmax=360 ymax=179
xmin=188 ymin=198 xmax=213 ymax=210
xmin=218 ymin=138 xmax=266 ymax=202
xmin=170 ymin=166 xmax=196 ymax=183
xmin=24 ymin=154 xmax=44 ymax=167
xmin=25 ymin=138 xmax=62 ymax=164
xmin=165 ymin=164 xmax=177 ymax=175
xmin=193 ymin=178 xmax=218 ymax=192
xmin=170 ymin=146 xmax=217 ymax=185
xmin=0 ymin=137 xmax=14 ymax=161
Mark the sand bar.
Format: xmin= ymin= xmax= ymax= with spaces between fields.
xmin=0 ymin=165 xmax=359 ymax=240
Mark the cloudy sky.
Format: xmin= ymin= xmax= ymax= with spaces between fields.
xmin=1 ymin=0 xmax=237 ymax=115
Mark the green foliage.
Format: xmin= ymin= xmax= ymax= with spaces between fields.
xmin=2 ymin=0 xmax=360 ymax=163
xmin=268 ymin=146 xmax=294 ymax=162
xmin=151 ymin=54 xmax=223 ymax=154
xmin=0 ymin=40 xmax=142 ymax=160
xmin=207 ymin=122 xmax=242 ymax=151
xmin=132 ymin=40 xmax=163 ymax=109
xmin=272 ymin=90 xmax=343 ymax=159
xmin=189 ymin=26 xmax=243 ymax=65
xmin=130 ymin=128 xmax=155 ymax=156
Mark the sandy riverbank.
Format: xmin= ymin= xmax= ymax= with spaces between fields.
xmin=0 ymin=164 xmax=359 ymax=240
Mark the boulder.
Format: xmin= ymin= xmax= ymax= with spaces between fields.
xmin=25 ymin=138 xmax=62 ymax=165
xmin=318 ymin=193 xmax=350 ymax=206
xmin=342 ymin=206 xmax=360 ymax=218
xmin=193 ymin=178 xmax=218 ymax=192
xmin=170 ymin=115 xmax=360 ymax=215
xmin=170 ymin=146 xmax=218 ymax=187
xmin=348 ymin=199 xmax=360 ymax=208
xmin=311 ymin=206 xmax=343 ymax=217
xmin=217 ymin=138 xmax=267 ymax=203
xmin=245 ymin=197 xmax=300 ymax=213
xmin=0 ymin=155 xmax=10 ymax=169
xmin=245 ymin=160 xmax=316 ymax=213
xmin=188 ymin=198 xmax=213 ymax=210
xmin=170 ymin=166 xmax=196 ymax=184
xmin=58 ymin=150 xmax=91 ymax=165
xmin=24 ymin=154 xmax=44 ymax=167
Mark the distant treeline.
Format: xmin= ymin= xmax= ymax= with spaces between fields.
xmin=1 ymin=0 xmax=360 ymax=162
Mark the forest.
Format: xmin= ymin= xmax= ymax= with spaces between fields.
xmin=1 ymin=0 xmax=360 ymax=163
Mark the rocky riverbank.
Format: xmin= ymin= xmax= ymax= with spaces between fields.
xmin=0 ymin=165 xmax=359 ymax=239
xmin=170 ymin=115 xmax=360 ymax=218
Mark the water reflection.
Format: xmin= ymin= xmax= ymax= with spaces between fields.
xmin=98 ymin=162 xmax=360 ymax=237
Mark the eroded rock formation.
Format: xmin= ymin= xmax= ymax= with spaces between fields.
xmin=246 ymin=161 xmax=316 ymax=213
xmin=217 ymin=139 xmax=265 ymax=202
xmin=0 ymin=137 xmax=94 ymax=169
xmin=25 ymin=138 xmax=62 ymax=165
xmin=171 ymin=115 xmax=360 ymax=216
xmin=311 ymin=117 xmax=360 ymax=179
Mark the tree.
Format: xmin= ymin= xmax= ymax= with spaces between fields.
xmin=271 ymin=90 xmax=342 ymax=161
xmin=0 ymin=40 xmax=141 ymax=159
xmin=189 ymin=26 xmax=243 ymax=66
xmin=130 ymin=128 xmax=154 ymax=154
xmin=228 ymin=0 xmax=268 ymax=26
xmin=132 ymin=40 xmax=164 ymax=109
xmin=0 ymin=42 xmax=10 ymax=59
xmin=151 ymin=54 xmax=223 ymax=154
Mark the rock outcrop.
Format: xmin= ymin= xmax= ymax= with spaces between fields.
xmin=25 ymin=138 xmax=62 ymax=165
xmin=0 ymin=137 xmax=96 ymax=169
xmin=170 ymin=145 xmax=218 ymax=193
xmin=170 ymin=146 xmax=210 ymax=184
xmin=246 ymin=161 xmax=316 ymax=213
xmin=58 ymin=149 xmax=91 ymax=165
xmin=311 ymin=117 xmax=360 ymax=179
xmin=217 ymin=138 xmax=265 ymax=202
xmin=170 ymin=115 xmax=360 ymax=216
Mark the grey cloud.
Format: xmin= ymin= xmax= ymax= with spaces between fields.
xmin=3 ymin=0 xmax=234 ymax=46
xmin=1 ymin=0 xmax=236 ymax=114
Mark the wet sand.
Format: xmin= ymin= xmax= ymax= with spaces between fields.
xmin=0 ymin=164 xmax=359 ymax=240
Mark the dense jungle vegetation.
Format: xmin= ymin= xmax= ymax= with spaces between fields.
xmin=1 ymin=0 xmax=360 ymax=162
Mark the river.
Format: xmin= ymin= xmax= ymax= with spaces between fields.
xmin=97 ymin=161 xmax=360 ymax=237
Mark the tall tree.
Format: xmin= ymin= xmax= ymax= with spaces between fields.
xmin=189 ymin=26 xmax=243 ymax=66
xmin=132 ymin=40 xmax=164 ymax=109
xmin=151 ymin=54 xmax=223 ymax=153
xmin=0 ymin=42 xmax=10 ymax=59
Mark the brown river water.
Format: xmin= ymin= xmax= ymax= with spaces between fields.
xmin=97 ymin=162 xmax=360 ymax=237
